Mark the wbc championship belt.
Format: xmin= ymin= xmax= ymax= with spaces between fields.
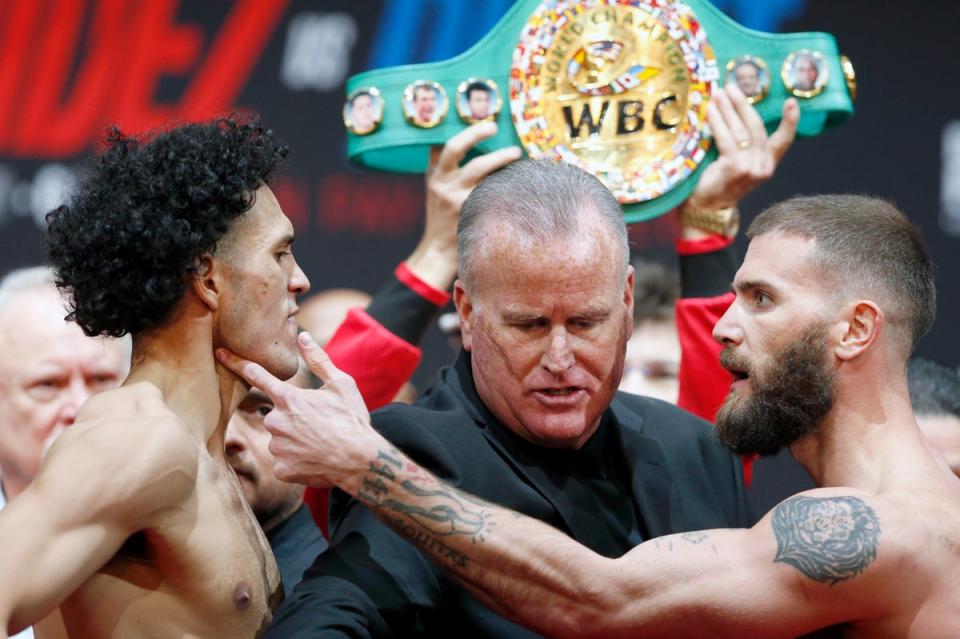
xmin=342 ymin=0 xmax=856 ymax=223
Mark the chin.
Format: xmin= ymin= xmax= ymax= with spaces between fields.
xmin=526 ymin=415 xmax=595 ymax=448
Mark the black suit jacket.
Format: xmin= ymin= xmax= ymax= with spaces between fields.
xmin=265 ymin=352 xmax=749 ymax=638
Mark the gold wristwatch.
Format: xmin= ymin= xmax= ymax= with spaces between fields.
xmin=678 ymin=204 xmax=741 ymax=238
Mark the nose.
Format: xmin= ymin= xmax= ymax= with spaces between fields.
xmin=541 ymin=328 xmax=575 ymax=376
xmin=712 ymin=301 xmax=743 ymax=346
xmin=59 ymin=375 xmax=95 ymax=427
xmin=225 ymin=419 xmax=246 ymax=457
xmin=290 ymin=258 xmax=310 ymax=296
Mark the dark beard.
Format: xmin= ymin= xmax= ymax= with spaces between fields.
xmin=715 ymin=324 xmax=836 ymax=456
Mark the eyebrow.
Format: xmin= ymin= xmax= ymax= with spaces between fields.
xmin=732 ymin=279 xmax=776 ymax=295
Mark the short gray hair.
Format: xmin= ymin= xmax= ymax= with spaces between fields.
xmin=0 ymin=266 xmax=59 ymax=317
xmin=457 ymin=159 xmax=628 ymax=286
xmin=0 ymin=265 xmax=133 ymax=365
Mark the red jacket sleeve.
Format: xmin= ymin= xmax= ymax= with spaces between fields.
xmin=325 ymin=307 xmax=422 ymax=412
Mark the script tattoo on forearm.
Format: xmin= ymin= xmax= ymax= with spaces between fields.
xmin=355 ymin=445 xmax=494 ymax=569
xmin=772 ymin=495 xmax=881 ymax=585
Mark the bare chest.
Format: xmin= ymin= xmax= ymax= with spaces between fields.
xmin=58 ymin=457 xmax=282 ymax=638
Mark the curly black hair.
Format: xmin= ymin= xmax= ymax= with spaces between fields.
xmin=46 ymin=117 xmax=288 ymax=337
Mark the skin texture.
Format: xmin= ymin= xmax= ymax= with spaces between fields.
xmin=619 ymin=316 xmax=680 ymax=404
xmin=455 ymin=225 xmax=634 ymax=449
xmin=916 ymin=414 xmax=960 ymax=477
xmin=0 ymin=286 xmax=128 ymax=500
xmin=413 ymin=86 xmax=437 ymax=124
xmin=0 ymin=185 xmax=307 ymax=639
xmin=219 ymin=229 xmax=960 ymax=638
xmin=226 ymin=369 xmax=312 ymax=534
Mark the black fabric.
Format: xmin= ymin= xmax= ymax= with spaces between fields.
xmin=365 ymin=271 xmax=443 ymax=345
xmin=267 ymin=503 xmax=329 ymax=599
xmin=265 ymin=351 xmax=749 ymax=638
xmin=679 ymin=242 xmax=740 ymax=299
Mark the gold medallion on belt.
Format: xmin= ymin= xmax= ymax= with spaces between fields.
xmin=510 ymin=0 xmax=718 ymax=204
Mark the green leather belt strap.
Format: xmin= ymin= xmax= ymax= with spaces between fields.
xmin=345 ymin=0 xmax=854 ymax=223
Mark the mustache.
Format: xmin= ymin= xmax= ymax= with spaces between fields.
xmin=228 ymin=458 xmax=258 ymax=483
xmin=719 ymin=347 xmax=751 ymax=376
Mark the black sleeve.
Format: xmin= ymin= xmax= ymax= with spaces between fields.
xmin=263 ymin=413 xmax=459 ymax=638
xmin=365 ymin=272 xmax=443 ymax=347
xmin=678 ymin=242 xmax=740 ymax=299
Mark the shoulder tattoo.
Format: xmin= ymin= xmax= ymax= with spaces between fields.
xmin=771 ymin=495 xmax=881 ymax=586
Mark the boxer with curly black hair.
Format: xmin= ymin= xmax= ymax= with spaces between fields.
xmin=0 ymin=117 xmax=309 ymax=639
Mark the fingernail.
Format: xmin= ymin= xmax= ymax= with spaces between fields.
xmin=215 ymin=348 xmax=227 ymax=362
xmin=508 ymin=146 xmax=522 ymax=157
xmin=299 ymin=331 xmax=317 ymax=347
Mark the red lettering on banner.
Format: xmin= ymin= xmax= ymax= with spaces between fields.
xmin=1 ymin=0 xmax=289 ymax=157
xmin=316 ymin=175 xmax=424 ymax=236
xmin=273 ymin=177 xmax=309 ymax=232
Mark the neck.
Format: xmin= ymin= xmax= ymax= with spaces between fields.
xmin=0 ymin=473 xmax=24 ymax=502
xmin=123 ymin=301 xmax=248 ymax=455
xmin=790 ymin=360 xmax=917 ymax=490
xmin=261 ymin=494 xmax=305 ymax=534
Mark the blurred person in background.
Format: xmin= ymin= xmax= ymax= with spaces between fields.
xmin=908 ymin=357 xmax=960 ymax=477
xmin=0 ymin=266 xmax=129 ymax=639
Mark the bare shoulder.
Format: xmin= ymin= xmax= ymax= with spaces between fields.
xmin=758 ymin=488 xmax=891 ymax=587
xmin=38 ymin=382 xmax=199 ymax=519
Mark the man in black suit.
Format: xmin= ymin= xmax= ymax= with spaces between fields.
xmin=252 ymin=87 xmax=797 ymax=637
xmin=262 ymin=162 xmax=747 ymax=638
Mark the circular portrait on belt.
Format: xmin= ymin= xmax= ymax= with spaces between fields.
xmin=343 ymin=87 xmax=384 ymax=136
xmin=455 ymin=78 xmax=503 ymax=124
xmin=782 ymin=50 xmax=828 ymax=98
xmin=724 ymin=56 xmax=770 ymax=104
xmin=402 ymin=81 xmax=448 ymax=129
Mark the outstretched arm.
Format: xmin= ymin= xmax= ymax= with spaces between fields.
xmin=218 ymin=336 xmax=896 ymax=637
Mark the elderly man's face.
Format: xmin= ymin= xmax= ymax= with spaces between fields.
xmin=0 ymin=288 xmax=128 ymax=497
xmin=456 ymin=218 xmax=633 ymax=449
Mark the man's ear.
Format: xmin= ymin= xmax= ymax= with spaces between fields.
xmin=191 ymin=254 xmax=221 ymax=312
xmin=623 ymin=265 xmax=635 ymax=340
xmin=453 ymin=280 xmax=474 ymax=352
xmin=835 ymin=300 xmax=883 ymax=361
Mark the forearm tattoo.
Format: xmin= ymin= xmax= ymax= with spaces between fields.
xmin=355 ymin=446 xmax=493 ymax=568
xmin=772 ymin=495 xmax=881 ymax=585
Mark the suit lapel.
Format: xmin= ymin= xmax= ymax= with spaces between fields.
xmin=449 ymin=351 xmax=587 ymax=538
xmin=609 ymin=396 xmax=685 ymax=538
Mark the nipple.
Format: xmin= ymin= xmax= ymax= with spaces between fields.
xmin=233 ymin=581 xmax=253 ymax=611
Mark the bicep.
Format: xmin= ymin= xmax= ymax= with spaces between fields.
xmin=0 ymin=421 xmax=195 ymax=633
xmin=0 ymin=473 xmax=132 ymax=632
xmin=608 ymin=493 xmax=886 ymax=637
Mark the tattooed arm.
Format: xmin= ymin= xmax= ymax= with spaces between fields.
xmin=217 ymin=338 xmax=899 ymax=638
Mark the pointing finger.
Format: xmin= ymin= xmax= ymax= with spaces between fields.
xmin=215 ymin=348 xmax=287 ymax=400
xmin=296 ymin=332 xmax=343 ymax=384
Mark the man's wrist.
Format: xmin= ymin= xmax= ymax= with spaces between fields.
xmin=404 ymin=242 xmax=457 ymax=293
xmin=677 ymin=202 xmax=740 ymax=238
